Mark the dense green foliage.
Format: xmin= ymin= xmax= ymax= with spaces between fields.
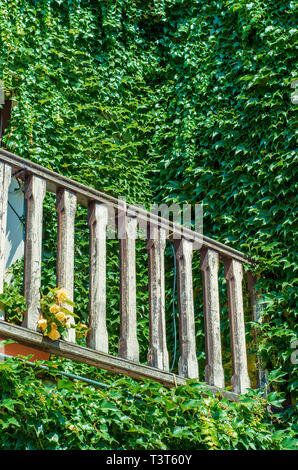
xmin=0 ymin=0 xmax=297 ymax=449
xmin=0 ymin=352 xmax=296 ymax=450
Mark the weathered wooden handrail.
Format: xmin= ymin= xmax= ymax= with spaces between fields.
xmin=0 ymin=148 xmax=258 ymax=395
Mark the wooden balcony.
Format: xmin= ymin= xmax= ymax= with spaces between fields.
xmin=0 ymin=148 xmax=259 ymax=399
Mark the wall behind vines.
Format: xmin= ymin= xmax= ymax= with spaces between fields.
xmin=0 ymin=0 xmax=297 ymax=409
xmin=147 ymin=0 xmax=297 ymax=402
xmin=2 ymin=354 xmax=295 ymax=450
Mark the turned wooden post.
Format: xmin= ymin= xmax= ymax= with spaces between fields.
xmin=174 ymin=238 xmax=199 ymax=378
xmin=0 ymin=163 xmax=11 ymax=319
xmin=87 ymin=201 xmax=109 ymax=353
xmin=224 ymin=258 xmax=251 ymax=394
xmin=23 ymin=174 xmax=46 ymax=330
xmin=118 ymin=214 xmax=139 ymax=362
xmin=247 ymin=271 xmax=268 ymax=391
xmin=56 ymin=188 xmax=77 ymax=342
xmin=147 ymin=226 xmax=169 ymax=371
xmin=200 ymin=248 xmax=225 ymax=388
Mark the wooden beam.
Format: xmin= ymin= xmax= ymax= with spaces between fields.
xmin=118 ymin=214 xmax=139 ymax=362
xmin=174 ymin=238 xmax=199 ymax=379
xmin=0 ymin=320 xmax=240 ymax=401
xmin=23 ymin=175 xmax=46 ymax=330
xmin=224 ymin=259 xmax=251 ymax=394
xmin=88 ymin=201 xmax=109 ymax=353
xmin=247 ymin=271 xmax=268 ymax=391
xmin=0 ymin=163 xmax=11 ymax=301
xmin=56 ymin=188 xmax=77 ymax=342
xmin=200 ymin=248 xmax=225 ymax=389
xmin=147 ymin=226 xmax=169 ymax=371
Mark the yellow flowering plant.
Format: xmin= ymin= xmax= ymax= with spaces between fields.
xmin=75 ymin=322 xmax=89 ymax=340
xmin=38 ymin=287 xmax=78 ymax=341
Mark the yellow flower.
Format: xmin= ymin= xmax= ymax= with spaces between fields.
xmin=51 ymin=322 xmax=58 ymax=330
xmin=37 ymin=318 xmax=47 ymax=332
xmin=49 ymin=303 xmax=60 ymax=314
xmin=48 ymin=329 xmax=60 ymax=341
xmin=55 ymin=311 xmax=66 ymax=323
xmin=56 ymin=288 xmax=69 ymax=303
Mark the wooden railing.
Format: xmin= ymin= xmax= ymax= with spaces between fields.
xmin=0 ymin=148 xmax=259 ymax=398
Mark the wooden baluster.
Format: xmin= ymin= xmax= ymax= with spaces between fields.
xmin=200 ymin=248 xmax=225 ymax=388
xmin=118 ymin=214 xmax=139 ymax=362
xmin=247 ymin=271 xmax=268 ymax=391
xmin=174 ymin=238 xmax=199 ymax=378
xmin=147 ymin=226 xmax=169 ymax=371
xmin=87 ymin=201 xmax=109 ymax=353
xmin=56 ymin=188 xmax=77 ymax=342
xmin=224 ymin=259 xmax=251 ymax=393
xmin=23 ymin=175 xmax=46 ymax=330
xmin=0 ymin=163 xmax=11 ymax=319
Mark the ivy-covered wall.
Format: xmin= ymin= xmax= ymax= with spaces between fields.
xmin=0 ymin=0 xmax=297 ymax=447
xmin=0 ymin=354 xmax=295 ymax=450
